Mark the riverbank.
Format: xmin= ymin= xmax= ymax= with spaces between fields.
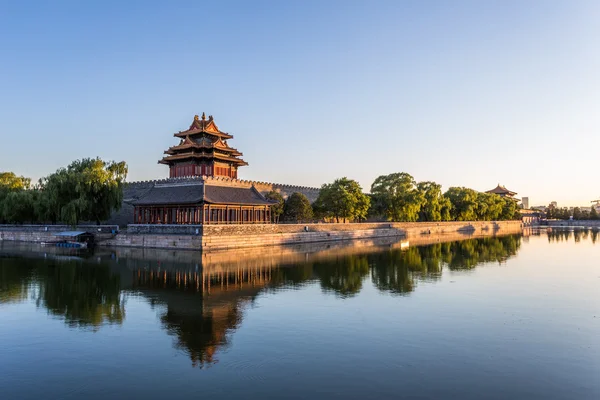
xmin=544 ymin=220 xmax=600 ymax=227
xmin=0 ymin=221 xmax=524 ymax=251
xmin=106 ymin=221 xmax=523 ymax=250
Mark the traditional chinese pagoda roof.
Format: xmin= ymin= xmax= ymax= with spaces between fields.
xmin=163 ymin=136 xmax=243 ymax=157
xmin=132 ymin=183 xmax=273 ymax=206
xmin=158 ymin=152 xmax=249 ymax=166
xmin=486 ymin=184 xmax=517 ymax=196
xmin=174 ymin=113 xmax=233 ymax=139
xmin=160 ymin=113 xmax=248 ymax=169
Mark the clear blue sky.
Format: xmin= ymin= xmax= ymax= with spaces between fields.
xmin=1 ymin=0 xmax=598 ymax=207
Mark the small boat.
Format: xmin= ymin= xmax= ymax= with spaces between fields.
xmin=44 ymin=231 xmax=94 ymax=249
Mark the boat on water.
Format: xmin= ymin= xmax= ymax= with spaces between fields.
xmin=41 ymin=231 xmax=94 ymax=249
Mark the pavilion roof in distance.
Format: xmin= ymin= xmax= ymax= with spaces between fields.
xmin=174 ymin=113 xmax=233 ymax=139
xmin=486 ymin=184 xmax=517 ymax=196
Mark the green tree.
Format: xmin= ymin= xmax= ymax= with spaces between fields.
xmin=314 ymin=177 xmax=370 ymax=222
xmin=572 ymin=207 xmax=582 ymax=220
xmin=474 ymin=192 xmax=504 ymax=221
xmin=0 ymin=172 xmax=32 ymax=223
xmin=0 ymin=172 xmax=30 ymax=191
xmin=499 ymin=197 xmax=521 ymax=220
xmin=590 ymin=207 xmax=599 ymax=220
xmin=41 ymin=158 xmax=128 ymax=225
xmin=417 ymin=181 xmax=450 ymax=221
xmin=444 ymin=187 xmax=478 ymax=221
xmin=1 ymin=191 xmax=36 ymax=223
xmin=370 ymin=173 xmax=423 ymax=221
xmin=265 ymin=190 xmax=285 ymax=223
xmin=283 ymin=192 xmax=313 ymax=223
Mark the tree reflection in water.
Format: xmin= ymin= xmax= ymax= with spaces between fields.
xmin=0 ymin=256 xmax=124 ymax=328
xmin=0 ymin=232 xmax=555 ymax=368
xmin=546 ymin=228 xmax=600 ymax=244
xmin=313 ymin=255 xmax=370 ymax=298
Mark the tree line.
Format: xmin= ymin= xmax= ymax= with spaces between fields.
xmin=0 ymin=158 xmax=127 ymax=225
xmin=545 ymin=204 xmax=599 ymax=220
xmin=266 ymin=172 xmax=522 ymax=223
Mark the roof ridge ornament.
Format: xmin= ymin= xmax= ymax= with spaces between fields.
xmin=201 ymin=112 xmax=206 ymax=121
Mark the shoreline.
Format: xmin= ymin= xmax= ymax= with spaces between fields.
xmin=0 ymin=221 xmax=524 ymax=251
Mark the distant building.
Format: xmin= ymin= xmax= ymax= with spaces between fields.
xmin=521 ymin=197 xmax=529 ymax=210
xmin=550 ymin=201 xmax=557 ymax=208
xmin=486 ymin=184 xmax=520 ymax=201
xmin=520 ymin=209 xmax=541 ymax=225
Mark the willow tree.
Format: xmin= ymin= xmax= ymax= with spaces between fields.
xmin=474 ymin=192 xmax=505 ymax=221
xmin=417 ymin=181 xmax=451 ymax=221
xmin=370 ymin=173 xmax=423 ymax=222
xmin=314 ymin=177 xmax=370 ymax=222
xmin=41 ymin=158 xmax=128 ymax=226
xmin=444 ymin=187 xmax=479 ymax=221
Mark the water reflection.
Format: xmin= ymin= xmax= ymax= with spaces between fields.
xmin=546 ymin=228 xmax=599 ymax=243
xmin=0 ymin=256 xmax=124 ymax=328
xmin=133 ymin=266 xmax=271 ymax=367
xmin=0 ymin=231 xmax=576 ymax=368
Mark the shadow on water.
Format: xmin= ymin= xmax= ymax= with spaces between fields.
xmin=0 ymin=229 xmax=590 ymax=368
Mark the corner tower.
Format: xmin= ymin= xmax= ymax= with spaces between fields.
xmin=159 ymin=113 xmax=248 ymax=178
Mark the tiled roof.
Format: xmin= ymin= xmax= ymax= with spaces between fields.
xmin=173 ymin=113 xmax=234 ymax=139
xmin=132 ymin=183 xmax=273 ymax=206
xmin=204 ymin=185 xmax=273 ymax=205
xmin=486 ymin=184 xmax=517 ymax=195
xmin=132 ymin=183 xmax=204 ymax=205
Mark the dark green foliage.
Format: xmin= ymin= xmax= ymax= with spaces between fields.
xmin=1 ymin=190 xmax=36 ymax=223
xmin=0 ymin=158 xmax=127 ymax=225
xmin=283 ymin=192 xmax=313 ymax=223
xmin=265 ymin=190 xmax=285 ymax=223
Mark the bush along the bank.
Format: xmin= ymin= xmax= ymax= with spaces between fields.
xmin=0 ymin=158 xmax=127 ymax=225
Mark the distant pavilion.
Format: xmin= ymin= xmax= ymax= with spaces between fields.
xmin=486 ymin=184 xmax=520 ymax=201
xmin=132 ymin=114 xmax=274 ymax=224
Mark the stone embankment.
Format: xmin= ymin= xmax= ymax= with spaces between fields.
xmin=0 ymin=225 xmax=118 ymax=243
xmin=0 ymin=221 xmax=524 ymax=251
xmin=100 ymin=221 xmax=524 ymax=251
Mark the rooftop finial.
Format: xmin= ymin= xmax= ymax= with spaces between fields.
xmin=201 ymin=112 xmax=206 ymax=120
xmin=194 ymin=114 xmax=199 ymax=121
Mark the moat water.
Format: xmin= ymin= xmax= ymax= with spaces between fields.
xmin=0 ymin=229 xmax=598 ymax=399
